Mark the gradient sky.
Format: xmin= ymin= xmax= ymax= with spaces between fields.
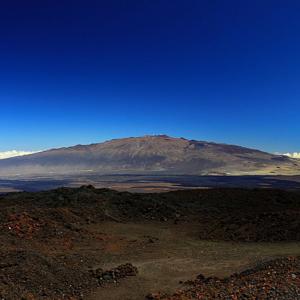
xmin=1 ymin=0 xmax=300 ymax=153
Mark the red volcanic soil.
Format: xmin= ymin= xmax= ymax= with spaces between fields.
xmin=0 ymin=186 xmax=300 ymax=299
xmin=147 ymin=257 xmax=300 ymax=300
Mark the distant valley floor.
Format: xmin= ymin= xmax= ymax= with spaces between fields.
xmin=1 ymin=174 xmax=300 ymax=193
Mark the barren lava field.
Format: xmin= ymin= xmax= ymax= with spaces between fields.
xmin=0 ymin=187 xmax=300 ymax=299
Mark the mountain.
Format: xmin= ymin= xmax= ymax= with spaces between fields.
xmin=0 ymin=135 xmax=299 ymax=176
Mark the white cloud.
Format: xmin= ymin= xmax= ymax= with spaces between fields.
xmin=0 ymin=150 xmax=41 ymax=160
xmin=283 ymin=152 xmax=300 ymax=159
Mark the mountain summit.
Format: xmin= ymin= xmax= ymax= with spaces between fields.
xmin=0 ymin=135 xmax=299 ymax=176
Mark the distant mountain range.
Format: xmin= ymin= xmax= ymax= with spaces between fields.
xmin=0 ymin=135 xmax=299 ymax=177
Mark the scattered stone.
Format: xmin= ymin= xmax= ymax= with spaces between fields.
xmin=90 ymin=263 xmax=138 ymax=285
xmin=0 ymin=187 xmax=300 ymax=299
xmin=148 ymin=257 xmax=300 ymax=300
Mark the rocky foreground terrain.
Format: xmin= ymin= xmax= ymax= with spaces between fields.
xmin=146 ymin=257 xmax=300 ymax=300
xmin=0 ymin=187 xmax=300 ymax=299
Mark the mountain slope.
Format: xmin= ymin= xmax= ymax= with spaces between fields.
xmin=0 ymin=135 xmax=299 ymax=176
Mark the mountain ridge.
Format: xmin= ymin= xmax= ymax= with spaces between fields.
xmin=0 ymin=135 xmax=299 ymax=176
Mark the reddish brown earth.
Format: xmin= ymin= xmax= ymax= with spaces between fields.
xmin=0 ymin=186 xmax=300 ymax=299
xmin=146 ymin=257 xmax=300 ymax=300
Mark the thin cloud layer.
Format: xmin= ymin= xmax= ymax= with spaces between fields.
xmin=284 ymin=152 xmax=300 ymax=159
xmin=0 ymin=150 xmax=41 ymax=160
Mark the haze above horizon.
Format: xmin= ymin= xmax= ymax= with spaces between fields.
xmin=1 ymin=1 xmax=299 ymax=153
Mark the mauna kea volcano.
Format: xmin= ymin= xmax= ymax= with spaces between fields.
xmin=0 ymin=135 xmax=299 ymax=176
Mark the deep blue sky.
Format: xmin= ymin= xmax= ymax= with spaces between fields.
xmin=1 ymin=0 xmax=300 ymax=153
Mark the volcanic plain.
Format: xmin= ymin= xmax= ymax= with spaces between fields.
xmin=1 ymin=186 xmax=300 ymax=299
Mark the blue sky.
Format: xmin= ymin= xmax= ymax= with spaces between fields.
xmin=0 ymin=0 xmax=300 ymax=153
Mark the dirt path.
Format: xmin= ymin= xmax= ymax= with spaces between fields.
xmin=87 ymin=222 xmax=300 ymax=300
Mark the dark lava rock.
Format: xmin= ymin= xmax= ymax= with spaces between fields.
xmin=0 ymin=250 xmax=97 ymax=300
xmin=147 ymin=257 xmax=300 ymax=300
xmin=0 ymin=187 xmax=300 ymax=299
xmin=90 ymin=263 xmax=138 ymax=284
